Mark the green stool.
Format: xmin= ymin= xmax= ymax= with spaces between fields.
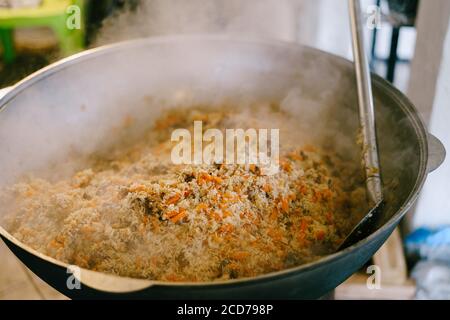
xmin=0 ymin=0 xmax=86 ymax=64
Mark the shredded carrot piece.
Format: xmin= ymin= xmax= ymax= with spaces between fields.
xmin=198 ymin=173 xmax=214 ymax=184
xmin=300 ymin=219 xmax=309 ymax=232
xmin=321 ymin=189 xmax=333 ymax=201
xmin=212 ymin=233 xmax=223 ymax=243
xmin=312 ymin=191 xmax=319 ymax=203
xmin=326 ymin=212 xmax=333 ymax=224
xmin=166 ymin=210 xmax=180 ymax=219
xmin=227 ymin=262 xmax=240 ymax=270
xmin=223 ymin=192 xmax=237 ymax=201
xmin=219 ymin=223 xmax=234 ymax=234
xmin=166 ymin=273 xmax=183 ymax=282
xmin=280 ymin=161 xmax=292 ymax=172
xmin=48 ymin=238 xmax=64 ymax=249
xmin=212 ymin=176 xmax=223 ymax=184
xmin=213 ymin=212 xmax=222 ymax=222
xmin=166 ymin=193 xmax=181 ymax=205
xmin=196 ymin=203 xmax=208 ymax=212
xmin=296 ymin=233 xmax=308 ymax=247
xmin=267 ymin=228 xmax=283 ymax=241
xmin=135 ymin=256 xmax=143 ymax=269
xmin=219 ymin=202 xmax=228 ymax=210
xmin=223 ymin=210 xmax=232 ymax=218
xmin=263 ymin=184 xmax=272 ymax=193
xmin=315 ymin=230 xmax=326 ymax=240
xmin=170 ymin=208 xmax=187 ymax=223
xmin=243 ymin=223 xmax=253 ymax=231
xmin=270 ymin=207 xmax=278 ymax=221
xmin=280 ymin=198 xmax=289 ymax=213
xmin=207 ymin=210 xmax=222 ymax=222
xmin=231 ymin=251 xmax=250 ymax=260
xmin=298 ymin=184 xmax=308 ymax=195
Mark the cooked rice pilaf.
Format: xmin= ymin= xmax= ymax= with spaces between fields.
xmin=1 ymin=106 xmax=367 ymax=282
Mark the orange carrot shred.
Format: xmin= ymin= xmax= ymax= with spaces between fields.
xmin=170 ymin=208 xmax=187 ymax=223
xmin=166 ymin=193 xmax=181 ymax=205
xmin=231 ymin=251 xmax=250 ymax=260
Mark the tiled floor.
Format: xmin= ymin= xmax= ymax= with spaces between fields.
xmin=0 ymin=240 xmax=67 ymax=300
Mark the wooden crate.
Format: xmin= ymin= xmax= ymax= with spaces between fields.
xmin=335 ymin=228 xmax=416 ymax=299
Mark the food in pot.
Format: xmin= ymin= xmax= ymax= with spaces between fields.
xmin=1 ymin=106 xmax=367 ymax=282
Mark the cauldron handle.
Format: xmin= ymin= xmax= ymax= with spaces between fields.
xmin=427 ymin=133 xmax=446 ymax=173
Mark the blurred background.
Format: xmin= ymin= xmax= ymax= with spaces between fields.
xmin=0 ymin=0 xmax=419 ymax=90
xmin=1 ymin=0 xmax=450 ymax=300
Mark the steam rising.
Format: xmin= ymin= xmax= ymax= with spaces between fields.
xmin=93 ymin=0 xmax=299 ymax=46
xmin=88 ymin=0 xmax=360 ymax=155
xmin=0 ymin=1 xmax=421 ymax=233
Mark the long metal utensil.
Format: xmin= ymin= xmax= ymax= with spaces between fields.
xmin=338 ymin=0 xmax=384 ymax=250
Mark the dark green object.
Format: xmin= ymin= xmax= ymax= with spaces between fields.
xmin=0 ymin=0 xmax=86 ymax=64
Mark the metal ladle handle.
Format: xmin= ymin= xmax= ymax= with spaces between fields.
xmin=349 ymin=0 xmax=383 ymax=205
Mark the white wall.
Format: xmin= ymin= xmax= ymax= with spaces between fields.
xmin=408 ymin=0 xmax=450 ymax=125
xmin=406 ymin=0 xmax=450 ymax=228
xmin=316 ymin=0 xmax=352 ymax=58
xmin=412 ymin=17 xmax=450 ymax=228
xmin=94 ymin=0 xmax=353 ymax=58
